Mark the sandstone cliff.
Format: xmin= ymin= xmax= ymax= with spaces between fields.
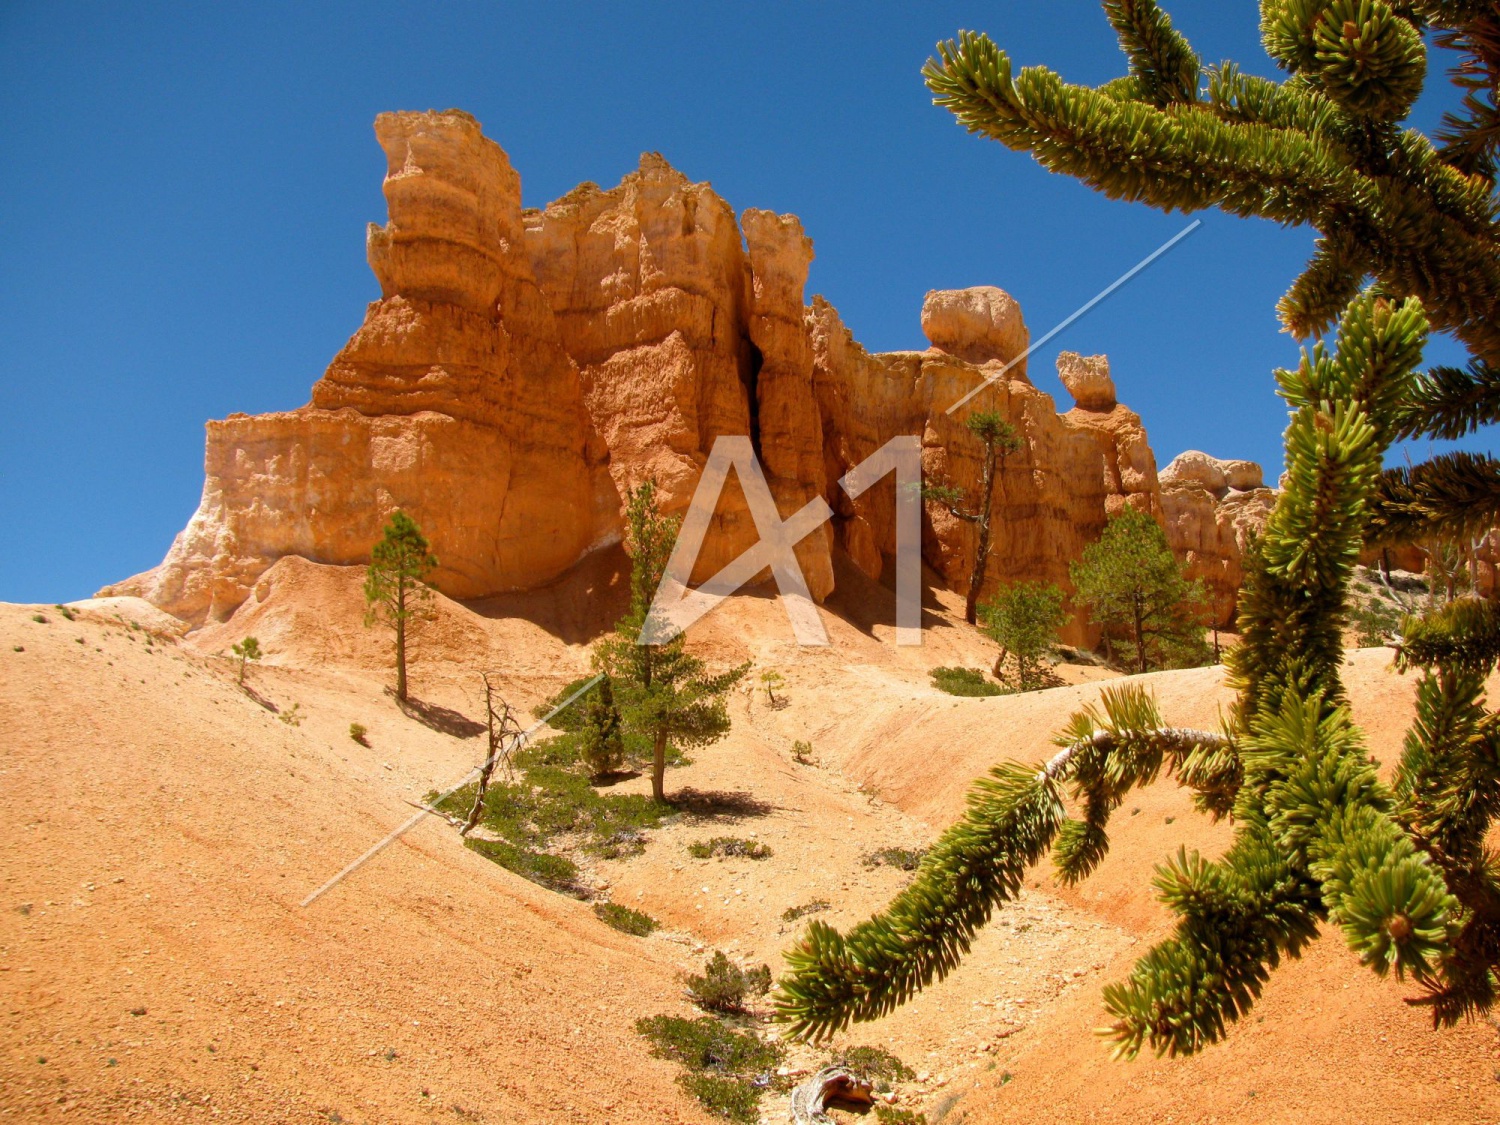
xmin=104 ymin=109 xmax=1253 ymax=640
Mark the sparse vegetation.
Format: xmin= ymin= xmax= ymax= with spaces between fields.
xmin=431 ymin=733 xmax=672 ymax=894
xmin=929 ymin=666 xmax=1005 ymax=697
xmin=980 ymin=580 xmax=1067 ymax=691
xmin=687 ymin=837 xmax=771 ymax=860
xmin=831 ymin=1044 xmax=915 ymax=1091
xmin=1351 ymin=598 xmax=1402 ymax=648
xmin=348 ymin=722 xmax=368 ymax=745
xmin=759 ymin=669 xmax=784 ymax=706
xmin=536 ymin=675 xmax=634 ymax=780
xmin=277 ymin=702 xmax=302 ymax=727
xmin=862 ymin=847 xmax=927 ymax=872
xmin=363 ymin=510 xmax=437 ymax=703
xmin=31 ymin=613 xmax=47 ymax=624
xmin=592 ymin=902 xmax=658 ymax=936
xmin=922 ymin=411 xmax=1025 ymax=624
xmin=874 ymin=1107 xmax=929 ymax=1125
xmin=54 ymin=604 xmax=76 ymax=622
xmin=230 ymin=636 xmax=262 ymax=685
xmin=594 ymin=481 xmax=750 ymax=803
xmin=635 ymin=1015 xmax=784 ymax=1123
xmin=686 ymin=952 xmax=773 ymax=1013
xmin=782 ymin=899 xmax=829 ymax=922
xmin=791 ymin=739 xmax=815 ymax=764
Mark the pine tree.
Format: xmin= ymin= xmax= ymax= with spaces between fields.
xmin=979 ymin=580 xmax=1067 ymax=691
xmin=363 ymin=510 xmax=437 ymax=704
xmin=1071 ymin=508 xmax=1209 ymax=673
xmin=230 ymin=636 xmax=261 ymax=685
xmin=594 ymin=482 xmax=749 ymax=803
xmin=775 ymin=1 xmax=1500 ymax=1048
xmin=923 ymin=410 xmax=1024 ymax=624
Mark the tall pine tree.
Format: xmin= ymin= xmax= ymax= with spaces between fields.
xmin=363 ymin=510 xmax=437 ymax=704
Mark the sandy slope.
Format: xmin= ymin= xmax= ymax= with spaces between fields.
xmin=2 ymin=553 xmax=1497 ymax=1123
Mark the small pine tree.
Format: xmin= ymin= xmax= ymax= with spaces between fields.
xmin=922 ymin=411 xmax=1024 ymax=625
xmin=595 ymin=482 xmax=749 ymax=803
xmin=979 ymin=581 xmax=1066 ymax=691
xmin=363 ymin=511 xmax=437 ymax=703
xmin=578 ymin=676 xmax=627 ymax=778
xmin=760 ymin=670 xmax=784 ymax=706
xmin=1070 ymin=508 xmax=1207 ymax=673
xmin=230 ymin=636 xmax=262 ymax=685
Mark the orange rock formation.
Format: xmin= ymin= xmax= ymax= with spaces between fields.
xmin=103 ymin=109 xmax=1262 ymax=636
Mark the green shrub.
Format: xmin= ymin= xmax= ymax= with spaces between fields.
xmin=687 ymin=837 xmax=771 ymax=860
xmin=685 ymin=951 xmax=772 ymax=1013
xmin=792 ymin=739 xmax=815 ymax=764
xmin=874 ymin=1107 xmax=930 ymax=1125
xmin=831 ymin=1045 xmax=915 ymax=1091
xmin=863 ymin=847 xmax=927 ymax=872
xmin=349 ymin=722 xmax=368 ymax=745
xmin=782 ymin=899 xmax=829 ymax=922
xmin=1352 ymin=598 xmax=1402 ymax=647
xmin=54 ymin=605 xmax=76 ymax=622
xmin=676 ymin=1073 xmax=760 ymax=1123
xmin=593 ymin=902 xmax=657 ymax=936
xmin=635 ymin=1014 xmax=782 ymax=1075
xmin=929 ymin=666 xmax=1005 ymax=697
xmin=464 ymin=838 xmax=586 ymax=898
xmin=979 ymin=580 xmax=1067 ymax=691
xmin=31 ymin=614 xmax=47 ymax=625
xmin=278 ymin=702 xmax=302 ymax=727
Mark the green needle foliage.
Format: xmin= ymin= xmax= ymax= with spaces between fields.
xmin=595 ymin=482 xmax=749 ymax=803
xmin=773 ymin=0 xmax=1500 ymax=1059
xmin=1070 ymin=508 xmax=1209 ymax=673
xmin=777 ymin=294 xmax=1477 ymax=1055
xmin=229 ymin=635 xmax=261 ymax=685
xmin=921 ymin=0 xmax=1500 ymax=656
xmin=979 ymin=580 xmax=1067 ymax=690
xmin=922 ymin=411 xmax=1024 ymax=625
xmin=363 ymin=511 xmax=437 ymax=703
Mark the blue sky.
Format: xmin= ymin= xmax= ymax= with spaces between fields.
xmin=0 ymin=1 xmax=1486 ymax=602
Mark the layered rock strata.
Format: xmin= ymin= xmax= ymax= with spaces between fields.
xmin=105 ymin=109 xmax=1252 ymax=641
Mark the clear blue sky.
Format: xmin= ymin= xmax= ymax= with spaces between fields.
xmin=0 ymin=1 xmax=1485 ymax=603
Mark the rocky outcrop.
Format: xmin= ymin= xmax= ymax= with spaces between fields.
xmin=1056 ymin=353 xmax=1161 ymax=519
xmin=104 ymin=109 xmax=1207 ymax=643
xmin=1159 ymin=450 xmax=1276 ymax=627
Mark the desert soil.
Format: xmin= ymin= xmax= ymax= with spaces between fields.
xmin=2 ymin=550 xmax=1497 ymax=1123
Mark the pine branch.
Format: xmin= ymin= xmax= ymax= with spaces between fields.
xmin=1395 ymin=360 xmax=1500 ymax=440
xmin=774 ymin=687 xmax=1234 ymax=1042
xmin=1395 ymin=597 xmax=1500 ymax=671
xmin=1104 ymin=0 xmax=1201 ymax=106
xmin=1368 ymin=451 xmax=1500 ymax=542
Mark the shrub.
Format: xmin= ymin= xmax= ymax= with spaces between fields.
xmin=874 ymin=1108 xmax=929 ymax=1125
xmin=635 ymin=1014 xmax=782 ymax=1075
xmin=593 ymin=902 xmax=657 ymax=936
xmin=685 ymin=951 xmax=772 ymax=1013
xmin=676 ymin=1073 xmax=760 ymax=1123
xmin=349 ymin=722 xmax=369 ymax=745
xmin=863 ymin=847 xmax=927 ymax=872
xmin=687 ymin=837 xmax=771 ymax=860
xmin=31 ymin=614 xmax=47 ymax=624
xmin=278 ymin=702 xmax=302 ymax=727
xmin=230 ymin=636 xmax=262 ymax=685
xmin=831 ymin=1045 xmax=915 ymax=1091
xmin=929 ymin=666 xmax=1005 ymax=697
xmin=55 ymin=605 xmax=76 ymax=622
xmin=1352 ymin=598 xmax=1402 ymax=647
xmin=792 ymin=739 xmax=815 ymax=764
xmin=782 ymin=899 xmax=829 ymax=922
xmin=464 ymin=838 xmax=587 ymax=899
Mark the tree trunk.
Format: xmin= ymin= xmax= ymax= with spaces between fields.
xmin=965 ymin=442 xmax=999 ymax=625
xmin=395 ymin=578 xmax=408 ymax=702
xmin=652 ymin=728 xmax=668 ymax=804
xmin=1133 ymin=597 xmax=1148 ymax=674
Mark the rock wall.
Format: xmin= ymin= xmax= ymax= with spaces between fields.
xmin=104 ymin=108 xmax=1257 ymax=641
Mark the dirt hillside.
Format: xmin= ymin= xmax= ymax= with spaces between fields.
xmin=3 ymin=554 xmax=1496 ymax=1123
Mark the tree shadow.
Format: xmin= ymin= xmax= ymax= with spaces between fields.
xmin=396 ymin=695 xmax=486 ymax=739
xmin=670 ymin=787 xmax=776 ymax=822
xmin=240 ymin=684 xmax=279 ymax=713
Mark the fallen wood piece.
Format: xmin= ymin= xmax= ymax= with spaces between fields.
xmin=789 ymin=1066 xmax=874 ymax=1125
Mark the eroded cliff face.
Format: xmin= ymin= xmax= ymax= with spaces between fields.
xmin=104 ymin=109 xmax=1254 ymax=639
